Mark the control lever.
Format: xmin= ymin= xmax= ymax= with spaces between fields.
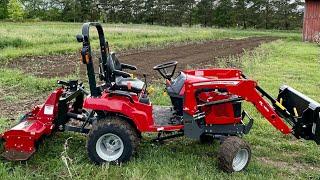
xmin=58 ymin=80 xmax=88 ymax=94
xmin=113 ymin=69 xmax=131 ymax=78
xmin=57 ymin=80 xmax=69 ymax=86
xmin=76 ymin=34 xmax=84 ymax=43
xmin=98 ymin=61 xmax=105 ymax=81
xmin=79 ymin=86 xmax=89 ymax=96
xmin=143 ymin=74 xmax=148 ymax=94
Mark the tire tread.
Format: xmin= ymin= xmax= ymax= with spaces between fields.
xmin=87 ymin=116 xmax=139 ymax=164
xmin=217 ymin=136 xmax=251 ymax=173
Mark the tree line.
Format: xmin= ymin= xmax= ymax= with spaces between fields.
xmin=0 ymin=0 xmax=304 ymax=30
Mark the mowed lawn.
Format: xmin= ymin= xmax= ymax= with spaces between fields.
xmin=0 ymin=22 xmax=319 ymax=179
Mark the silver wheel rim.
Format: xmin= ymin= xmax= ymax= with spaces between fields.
xmin=96 ymin=133 xmax=124 ymax=161
xmin=232 ymin=149 xmax=249 ymax=171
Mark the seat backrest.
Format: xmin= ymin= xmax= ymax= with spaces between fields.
xmin=111 ymin=52 xmax=122 ymax=71
xmin=106 ymin=52 xmax=123 ymax=82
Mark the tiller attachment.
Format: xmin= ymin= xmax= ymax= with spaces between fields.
xmin=0 ymin=89 xmax=63 ymax=161
xmin=277 ymin=85 xmax=320 ymax=144
xmin=0 ymin=80 xmax=86 ymax=161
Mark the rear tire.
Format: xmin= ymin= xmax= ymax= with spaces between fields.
xmin=217 ymin=136 xmax=251 ymax=173
xmin=87 ymin=117 xmax=139 ymax=164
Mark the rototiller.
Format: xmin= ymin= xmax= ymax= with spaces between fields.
xmin=1 ymin=22 xmax=319 ymax=172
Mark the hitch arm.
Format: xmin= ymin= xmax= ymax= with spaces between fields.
xmin=241 ymin=86 xmax=292 ymax=134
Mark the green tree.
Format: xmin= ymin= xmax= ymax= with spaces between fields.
xmin=1 ymin=0 xmax=303 ymax=30
xmin=195 ymin=0 xmax=215 ymax=27
xmin=273 ymin=0 xmax=303 ymax=30
xmin=185 ymin=0 xmax=196 ymax=27
xmin=21 ymin=0 xmax=44 ymax=19
xmin=214 ymin=0 xmax=234 ymax=27
xmin=234 ymin=0 xmax=255 ymax=29
xmin=117 ymin=0 xmax=133 ymax=23
xmin=99 ymin=0 xmax=121 ymax=23
xmin=0 ymin=0 xmax=9 ymax=19
xmin=132 ymin=0 xmax=144 ymax=23
xmin=7 ymin=0 xmax=24 ymax=21
xmin=143 ymin=0 xmax=155 ymax=24
xmin=253 ymin=0 xmax=276 ymax=29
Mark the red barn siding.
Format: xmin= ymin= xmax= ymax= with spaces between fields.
xmin=303 ymin=0 xmax=320 ymax=42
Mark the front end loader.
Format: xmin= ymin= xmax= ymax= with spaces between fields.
xmin=277 ymin=85 xmax=320 ymax=144
xmin=0 ymin=22 xmax=319 ymax=173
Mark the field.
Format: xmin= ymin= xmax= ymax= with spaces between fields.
xmin=0 ymin=22 xmax=320 ymax=179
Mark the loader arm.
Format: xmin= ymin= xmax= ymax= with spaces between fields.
xmin=184 ymin=79 xmax=292 ymax=134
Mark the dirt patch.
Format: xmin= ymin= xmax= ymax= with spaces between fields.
xmin=0 ymin=98 xmax=42 ymax=121
xmin=3 ymin=37 xmax=276 ymax=79
xmin=257 ymin=157 xmax=320 ymax=172
xmin=118 ymin=37 xmax=277 ymax=79
xmin=0 ymin=87 xmax=46 ymax=120
xmin=4 ymin=54 xmax=79 ymax=78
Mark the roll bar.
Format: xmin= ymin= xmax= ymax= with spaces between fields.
xmin=76 ymin=22 xmax=110 ymax=97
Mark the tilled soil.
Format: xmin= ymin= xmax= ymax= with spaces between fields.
xmin=118 ymin=37 xmax=276 ymax=79
xmin=0 ymin=37 xmax=276 ymax=119
xmin=4 ymin=37 xmax=276 ymax=79
xmin=0 ymin=88 xmax=47 ymax=120
xmin=4 ymin=54 xmax=79 ymax=78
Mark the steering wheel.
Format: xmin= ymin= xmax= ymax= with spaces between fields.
xmin=153 ymin=61 xmax=178 ymax=80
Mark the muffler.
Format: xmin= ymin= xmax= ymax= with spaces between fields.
xmin=277 ymin=85 xmax=320 ymax=144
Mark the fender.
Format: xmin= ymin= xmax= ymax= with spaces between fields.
xmin=83 ymin=95 xmax=153 ymax=132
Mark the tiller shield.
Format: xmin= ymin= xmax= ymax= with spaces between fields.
xmin=277 ymin=85 xmax=320 ymax=144
xmin=0 ymin=80 xmax=86 ymax=161
xmin=0 ymin=88 xmax=63 ymax=161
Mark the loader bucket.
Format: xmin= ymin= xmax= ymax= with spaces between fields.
xmin=277 ymin=85 xmax=320 ymax=144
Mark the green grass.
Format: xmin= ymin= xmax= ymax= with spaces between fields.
xmin=0 ymin=22 xmax=319 ymax=179
xmin=0 ymin=21 xmax=301 ymax=61
xmin=0 ymin=69 xmax=55 ymax=93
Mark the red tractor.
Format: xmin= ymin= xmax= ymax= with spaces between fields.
xmin=1 ymin=22 xmax=320 ymax=172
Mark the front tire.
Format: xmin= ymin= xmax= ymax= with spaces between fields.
xmin=217 ymin=136 xmax=251 ymax=173
xmin=87 ymin=117 xmax=139 ymax=164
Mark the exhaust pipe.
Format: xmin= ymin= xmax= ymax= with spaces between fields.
xmin=277 ymin=85 xmax=320 ymax=144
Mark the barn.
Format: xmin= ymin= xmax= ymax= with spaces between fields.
xmin=303 ymin=0 xmax=320 ymax=42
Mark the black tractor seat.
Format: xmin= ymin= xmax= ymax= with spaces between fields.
xmin=105 ymin=52 xmax=145 ymax=93
xmin=114 ymin=76 xmax=145 ymax=93
xmin=166 ymin=72 xmax=186 ymax=116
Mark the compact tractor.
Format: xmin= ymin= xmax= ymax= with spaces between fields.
xmin=1 ymin=22 xmax=320 ymax=172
